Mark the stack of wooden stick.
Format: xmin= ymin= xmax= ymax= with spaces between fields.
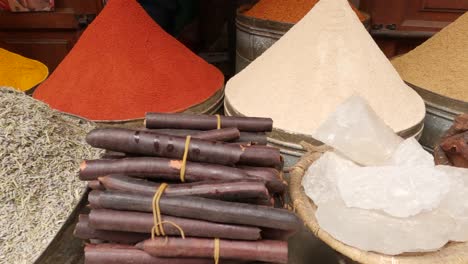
xmin=75 ymin=113 xmax=300 ymax=264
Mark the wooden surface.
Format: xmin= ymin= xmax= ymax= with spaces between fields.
xmin=360 ymin=0 xmax=467 ymax=57
xmin=0 ymin=0 xmax=103 ymax=73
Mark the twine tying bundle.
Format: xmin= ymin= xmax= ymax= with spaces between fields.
xmin=179 ymin=135 xmax=191 ymax=182
xmin=214 ymin=238 xmax=220 ymax=264
xmin=215 ymin=114 xmax=221 ymax=129
xmin=151 ymin=183 xmax=185 ymax=239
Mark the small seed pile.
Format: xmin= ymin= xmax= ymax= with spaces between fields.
xmin=0 ymin=87 xmax=102 ymax=264
xmin=392 ymin=13 xmax=468 ymax=102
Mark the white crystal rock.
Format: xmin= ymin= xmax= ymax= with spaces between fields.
xmin=388 ymin=137 xmax=434 ymax=166
xmin=313 ymin=96 xmax=403 ymax=166
xmin=337 ymin=166 xmax=450 ymax=217
xmin=316 ymin=199 xmax=455 ymax=255
xmin=302 ymin=152 xmax=358 ymax=206
xmin=438 ymin=166 xmax=468 ymax=241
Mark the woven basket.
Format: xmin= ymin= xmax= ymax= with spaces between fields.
xmin=289 ymin=147 xmax=468 ymax=264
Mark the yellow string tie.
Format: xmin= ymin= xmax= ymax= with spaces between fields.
xmin=180 ymin=135 xmax=191 ymax=182
xmin=151 ymin=183 xmax=186 ymax=240
xmin=215 ymin=114 xmax=221 ymax=129
xmin=151 ymin=183 xmax=168 ymax=239
xmin=214 ymin=238 xmax=220 ymax=264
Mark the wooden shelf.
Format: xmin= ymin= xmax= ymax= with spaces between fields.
xmin=0 ymin=8 xmax=79 ymax=29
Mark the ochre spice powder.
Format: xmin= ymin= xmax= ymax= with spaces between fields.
xmin=33 ymin=0 xmax=223 ymax=121
xmin=392 ymin=13 xmax=468 ymax=102
xmin=244 ymin=0 xmax=365 ymax=23
xmin=0 ymin=48 xmax=48 ymax=92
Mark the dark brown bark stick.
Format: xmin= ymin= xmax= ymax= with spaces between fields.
xmin=88 ymin=209 xmax=261 ymax=240
xmin=74 ymin=215 xmax=148 ymax=244
xmin=145 ymin=113 xmax=273 ymax=132
xmin=89 ymin=190 xmax=301 ymax=232
xmin=193 ymin=128 xmax=240 ymax=141
xmin=79 ymin=157 xmax=248 ymax=181
xmin=80 ymin=158 xmax=285 ymax=194
xmin=138 ymin=237 xmax=288 ymax=263
xmin=241 ymin=166 xmax=287 ymax=194
xmin=93 ymin=175 xmax=272 ymax=206
xmin=261 ymin=227 xmax=296 ymax=240
xmin=98 ymin=175 xmax=271 ymax=202
xmin=84 ymin=244 xmax=215 ymax=264
xmin=88 ymin=180 xmax=105 ymax=190
xmin=86 ymin=128 xmax=281 ymax=167
xmin=237 ymin=132 xmax=267 ymax=145
xmin=143 ymin=128 xmax=241 ymax=142
xmin=144 ymin=128 xmax=267 ymax=145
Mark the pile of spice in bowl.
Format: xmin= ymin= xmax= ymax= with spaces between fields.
xmin=242 ymin=0 xmax=365 ymax=23
xmin=392 ymin=12 xmax=468 ymax=103
xmin=0 ymin=87 xmax=103 ymax=263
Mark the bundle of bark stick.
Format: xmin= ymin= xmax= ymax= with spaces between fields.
xmin=75 ymin=113 xmax=301 ymax=264
xmin=435 ymin=113 xmax=468 ymax=168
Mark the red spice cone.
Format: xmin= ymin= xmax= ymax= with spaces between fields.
xmin=33 ymin=0 xmax=223 ymax=121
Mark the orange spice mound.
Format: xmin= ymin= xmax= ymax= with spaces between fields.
xmin=33 ymin=0 xmax=224 ymax=121
xmin=244 ymin=0 xmax=365 ymax=23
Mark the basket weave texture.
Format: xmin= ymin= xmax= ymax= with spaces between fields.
xmin=288 ymin=148 xmax=468 ymax=264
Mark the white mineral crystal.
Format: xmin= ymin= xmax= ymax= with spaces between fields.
xmin=388 ymin=137 xmax=434 ymax=166
xmin=302 ymin=152 xmax=358 ymax=206
xmin=316 ymin=199 xmax=455 ymax=255
xmin=438 ymin=166 xmax=468 ymax=242
xmin=303 ymin=94 xmax=468 ymax=255
xmin=313 ymin=96 xmax=403 ymax=166
xmin=337 ymin=166 xmax=450 ymax=217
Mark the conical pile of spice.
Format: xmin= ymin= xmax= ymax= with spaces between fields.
xmin=0 ymin=48 xmax=48 ymax=91
xmin=392 ymin=13 xmax=468 ymax=102
xmin=0 ymin=87 xmax=102 ymax=263
xmin=33 ymin=0 xmax=224 ymax=121
xmin=243 ymin=0 xmax=366 ymax=23
xmin=225 ymin=0 xmax=425 ymax=138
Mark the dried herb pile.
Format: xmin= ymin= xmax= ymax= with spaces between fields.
xmin=0 ymin=87 xmax=102 ymax=264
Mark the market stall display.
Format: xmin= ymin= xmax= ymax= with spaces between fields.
xmin=0 ymin=87 xmax=102 ymax=263
xmin=435 ymin=114 xmax=468 ymax=168
xmin=290 ymin=95 xmax=468 ymax=263
xmin=32 ymin=0 xmax=224 ymax=122
xmin=227 ymin=0 xmax=425 ymax=156
xmin=74 ymin=113 xmax=299 ymax=264
xmin=0 ymin=48 xmax=48 ymax=92
xmin=392 ymin=13 xmax=468 ymax=151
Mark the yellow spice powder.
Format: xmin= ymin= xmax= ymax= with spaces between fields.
xmin=0 ymin=48 xmax=49 ymax=92
xmin=392 ymin=13 xmax=468 ymax=102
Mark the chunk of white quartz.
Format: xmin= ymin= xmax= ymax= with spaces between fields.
xmin=388 ymin=137 xmax=434 ymax=166
xmin=316 ymin=199 xmax=455 ymax=255
xmin=438 ymin=166 xmax=468 ymax=241
xmin=337 ymin=165 xmax=450 ymax=217
xmin=302 ymin=152 xmax=358 ymax=206
xmin=313 ymin=96 xmax=403 ymax=166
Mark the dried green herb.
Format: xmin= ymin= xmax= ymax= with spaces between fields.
xmin=0 ymin=87 xmax=103 ymax=264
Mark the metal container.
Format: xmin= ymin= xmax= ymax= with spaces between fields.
xmin=235 ymin=11 xmax=370 ymax=73
xmin=407 ymin=82 xmax=468 ymax=152
xmin=94 ymin=87 xmax=225 ymax=128
xmin=225 ymin=96 xmax=425 ymax=158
